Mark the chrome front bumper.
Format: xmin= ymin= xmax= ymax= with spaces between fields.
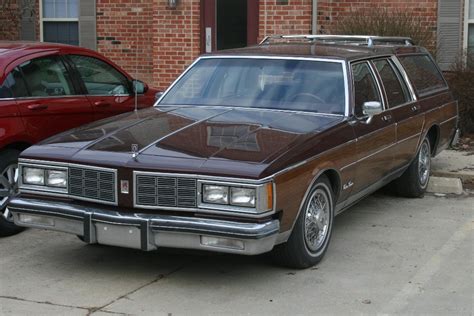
xmin=8 ymin=198 xmax=280 ymax=255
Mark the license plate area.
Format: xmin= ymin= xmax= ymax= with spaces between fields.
xmin=94 ymin=222 xmax=142 ymax=249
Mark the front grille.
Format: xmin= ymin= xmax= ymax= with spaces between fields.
xmin=136 ymin=174 xmax=197 ymax=208
xmin=69 ymin=167 xmax=116 ymax=203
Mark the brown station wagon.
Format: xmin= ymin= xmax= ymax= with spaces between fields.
xmin=8 ymin=35 xmax=459 ymax=268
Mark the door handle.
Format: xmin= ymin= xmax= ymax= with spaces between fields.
xmin=27 ymin=104 xmax=48 ymax=110
xmin=94 ymin=101 xmax=111 ymax=108
xmin=382 ymin=114 xmax=392 ymax=122
xmin=411 ymin=104 xmax=420 ymax=112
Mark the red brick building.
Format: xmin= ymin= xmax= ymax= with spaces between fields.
xmin=1 ymin=0 xmax=472 ymax=89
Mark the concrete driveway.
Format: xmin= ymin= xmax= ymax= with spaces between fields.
xmin=1 ymin=192 xmax=472 ymax=316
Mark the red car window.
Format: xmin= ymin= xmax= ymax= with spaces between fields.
xmin=18 ymin=57 xmax=76 ymax=97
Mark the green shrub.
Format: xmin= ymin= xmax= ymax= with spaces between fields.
xmin=333 ymin=7 xmax=435 ymax=53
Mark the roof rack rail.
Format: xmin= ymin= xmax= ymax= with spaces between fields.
xmin=259 ymin=35 xmax=414 ymax=47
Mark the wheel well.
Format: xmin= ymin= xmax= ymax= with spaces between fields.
xmin=321 ymin=169 xmax=341 ymax=201
xmin=4 ymin=142 xmax=31 ymax=153
xmin=426 ymin=125 xmax=439 ymax=156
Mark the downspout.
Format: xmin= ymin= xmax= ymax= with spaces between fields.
xmin=312 ymin=0 xmax=318 ymax=34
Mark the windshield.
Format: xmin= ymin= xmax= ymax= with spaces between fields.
xmin=159 ymin=58 xmax=346 ymax=115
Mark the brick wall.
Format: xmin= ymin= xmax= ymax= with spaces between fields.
xmin=151 ymin=0 xmax=200 ymax=90
xmin=0 ymin=0 xmax=446 ymax=90
xmin=317 ymin=0 xmax=438 ymax=49
xmin=96 ymin=0 xmax=200 ymax=91
xmin=96 ymin=0 xmax=155 ymax=87
xmin=0 ymin=0 xmax=20 ymax=40
xmin=258 ymin=0 xmax=313 ymax=41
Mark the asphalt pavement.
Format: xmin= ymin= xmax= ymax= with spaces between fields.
xmin=1 ymin=192 xmax=472 ymax=316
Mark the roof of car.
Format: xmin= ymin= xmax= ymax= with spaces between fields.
xmin=0 ymin=41 xmax=92 ymax=56
xmin=0 ymin=41 xmax=117 ymax=80
xmin=210 ymin=42 xmax=428 ymax=61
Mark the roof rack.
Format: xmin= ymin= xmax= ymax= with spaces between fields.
xmin=259 ymin=35 xmax=414 ymax=47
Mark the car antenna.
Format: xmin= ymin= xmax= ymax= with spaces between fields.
xmin=134 ymin=26 xmax=139 ymax=112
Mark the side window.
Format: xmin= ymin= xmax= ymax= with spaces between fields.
xmin=69 ymin=55 xmax=130 ymax=95
xmin=398 ymin=54 xmax=447 ymax=96
xmin=351 ymin=62 xmax=381 ymax=117
xmin=0 ymin=78 xmax=12 ymax=99
xmin=373 ymin=59 xmax=410 ymax=108
xmin=19 ymin=57 xmax=75 ymax=97
xmin=0 ymin=69 xmax=29 ymax=98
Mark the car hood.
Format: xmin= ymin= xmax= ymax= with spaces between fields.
xmin=24 ymin=106 xmax=343 ymax=177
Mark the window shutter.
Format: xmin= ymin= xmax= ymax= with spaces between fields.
xmin=79 ymin=0 xmax=96 ymax=50
xmin=20 ymin=0 xmax=36 ymax=41
xmin=437 ymin=0 xmax=462 ymax=71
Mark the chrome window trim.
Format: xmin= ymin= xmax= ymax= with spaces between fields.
xmin=4 ymin=95 xmax=89 ymax=101
xmin=349 ymin=60 xmax=387 ymax=116
xmin=133 ymin=170 xmax=275 ymax=218
xmin=157 ymin=104 xmax=344 ymax=117
xmin=391 ymin=56 xmax=417 ymax=102
xmin=417 ymin=86 xmax=450 ymax=98
xmin=18 ymin=159 xmax=118 ymax=206
xmin=396 ymin=53 xmax=449 ymax=97
xmin=155 ymin=55 xmax=350 ymax=117
xmin=367 ymin=60 xmax=387 ymax=111
xmin=350 ymin=55 xmax=418 ymax=113
xmin=371 ymin=57 xmax=414 ymax=108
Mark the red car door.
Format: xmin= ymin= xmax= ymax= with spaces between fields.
xmin=14 ymin=55 xmax=94 ymax=141
xmin=66 ymin=54 xmax=151 ymax=120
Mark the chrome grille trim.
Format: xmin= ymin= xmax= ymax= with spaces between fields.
xmin=69 ymin=167 xmax=116 ymax=203
xmin=18 ymin=159 xmax=118 ymax=206
xmin=135 ymin=174 xmax=197 ymax=208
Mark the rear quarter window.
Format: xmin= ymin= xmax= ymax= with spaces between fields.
xmin=398 ymin=54 xmax=447 ymax=96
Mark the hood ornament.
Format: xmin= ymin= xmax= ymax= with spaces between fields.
xmin=131 ymin=144 xmax=139 ymax=160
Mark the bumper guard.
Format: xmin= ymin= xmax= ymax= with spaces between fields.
xmin=8 ymin=197 xmax=280 ymax=255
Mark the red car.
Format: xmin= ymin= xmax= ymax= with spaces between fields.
xmin=0 ymin=42 xmax=158 ymax=236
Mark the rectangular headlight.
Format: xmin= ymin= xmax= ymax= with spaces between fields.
xmin=23 ymin=167 xmax=45 ymax=185
xmin=202 ymin=185 xmax=229 ymax=204
xmin=230 ymin=187 xmax=256 ymax=207
xmin=46 ymin=170 xmax=67 ymax=188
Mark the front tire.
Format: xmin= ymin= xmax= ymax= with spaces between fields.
xmin=394 ymin=137 xmax=431 ymax=198
xmin=0 ymin=149 xmax=24 ymax=237
xmin=271 ymin=175 xmax=334 ymax=269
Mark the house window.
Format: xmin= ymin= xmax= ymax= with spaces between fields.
xmin=41 ymin=0 xmax=79 ymax=45
xmin=466 ymin=0 xmax=474 ymax=58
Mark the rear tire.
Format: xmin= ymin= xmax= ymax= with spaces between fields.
xmin=271 ymin=175 xmax=334 ymax=269
xmin=0 ymin=149 xmax=25 ymax=237
xmin=394 ymin=137 xmax=431 ymax=198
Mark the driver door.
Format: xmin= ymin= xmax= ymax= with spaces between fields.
xmin=14 ymin=55 xmax=95 ymax=140
xmin=66 ymin=54 xmax=144 ymax=120
xmin=350 ymin=61 xmax=396 ymax=195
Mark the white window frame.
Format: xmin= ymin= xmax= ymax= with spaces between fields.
xmin=39 ymin=0 xmax=79 ymax=42
xmin=464 ymin=0 xmax=474 ymax=55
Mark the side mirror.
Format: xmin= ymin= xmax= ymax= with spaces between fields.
xmin=133 ymin=80 xmax=148 ymax=94
xmin=155 ymin=91 xmax=164 ymax=100
xmin=362 ymin=101 xmax=383 ymax=123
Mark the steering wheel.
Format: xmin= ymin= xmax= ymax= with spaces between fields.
xmin=289 ymin=93 xmax=325 ymax=104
